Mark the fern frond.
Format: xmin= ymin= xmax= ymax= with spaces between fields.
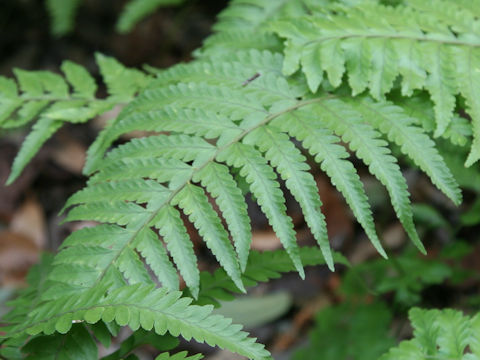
xmin=6 ymin=44 xmax=463 ymax=341
xmin=1 ymin=55 xmax=151 ymax=184
xmin=3 ymin=284 xmax=270 ymax=360
xmin=116 ymin=0 xmax=185 ymax=33
xmin=271 ymin=1 xmax=480 ymax=165
xmin=380 ymin=308 xmax=480 ymax=360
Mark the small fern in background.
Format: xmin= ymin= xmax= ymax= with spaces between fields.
xmin=381 ymin=308 xmax=480 ymax=360
xmin=1 ymin=0 xmax=480 ymax=359
xmin=0 ymin=53 xmax=149 ymax=184
xmin=294 ymin=302 xmax=395 ymax=360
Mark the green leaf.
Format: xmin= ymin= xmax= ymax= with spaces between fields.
xmin=7 ymin=117 xmax=62 ymax=184
xmin=274 ymin=107 xmax=385 ymax=258
xmin=173 ymin=184 xmax=245 ymax=293
xmin=95 ymin=53 xmax=150 ymax=101
xmin=61 ymin=61 xmax=97 ymax=99
xmin=7 ymin=284 xmax=271 ymax=360
xmin=46 ymin=0 xmax=82 ymax=35
xmin=116 ymin=0 xmax=185 ymax=33
xmin=22 ymin=324 xmax=97 ymax=360
xmin=218 ymin=143 xmax=304 ymax=279
xmin=155 ymin=351 xmax=203 ymax=360
xmin=193 ymin=163 xmax=252 ymax=272
xmin=294 ymin=302 xmax=394 ymax=360
xmin=244 ymin=125 xmax=333 ymax=270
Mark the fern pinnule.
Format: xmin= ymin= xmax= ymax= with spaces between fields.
xmin=154 ymin=205 xmax=200 ymax=296
xmin=116 ymin=0 xmax=185 ymax=33
xmin=155 ymin=351 xmax=203 ymax=360
xmin=172 ymin=184 xmax=246 ymax=293
xmin=45 ymin=0 xmax=82 ymax=35
xmin=243 ymin=126 xmax=333 ymax=270
xmin=88 ymin=157 xmax=193 ymax=185
xmin=65 ymin=200 xmax=149 ymax=226
xmin=117 ymin=244 xmax=154 ymax=285
xmin=350 ymin=97 xmax=462 ymax=205
xmin=136 ymin=228 xmax=182 ymax=291
xmin=7 ymin=117 xmax=64 ymax=185
xmin=316 ymin=99 xmax=424 ymax=253
xmin=62 ymin=179 xmax=169 ymax=211
xmin=193 ymin=163 xmax=252 ymax=272
xmin=218 ymin=143 xmax=305 ymax=278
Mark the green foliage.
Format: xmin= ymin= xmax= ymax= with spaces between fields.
xmin=46 ymin=0 xmax=82 ymax=36
xmin=190 ymin=247 xmax=349 ymax=307
xmin=293 ymin=302 xmax=395 ymax=360
xmin=98 ymin=328 xmax=179 ymax=360
xmin=22 ymin=324 xmax=97 ymax=359
xmin=2 ymin=0 xmax=480 ymax=358
xmin=341 ymin=248 xmax=453 ymax=306
xmin=116 ymin=0 xmax=186 ymax=33
xmin=155 ymin=352 xmax=203 ymax=360
xmin=2 ymin=283 xmax=270 ymax=360
xmin=1 ymin=54 xmax=150 ymax=184
xmin=271 ymin=0 xmax=480 ymax=165
xmin=381 ymin=308 xmax=480 ymax=360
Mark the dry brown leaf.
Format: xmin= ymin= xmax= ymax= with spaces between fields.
xmin=251 ymin=230 xmax=282 ymax=251
xmin=0 ymin=230 xmax=39 ymax=286
xmin=10 ymin=196 xmax=47 ymax=249
xmin=51 ymin=138 xmax=87 ymax=175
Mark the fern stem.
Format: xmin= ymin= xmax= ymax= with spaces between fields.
xmin=305 ymin=33 xmax=480 ymax=48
